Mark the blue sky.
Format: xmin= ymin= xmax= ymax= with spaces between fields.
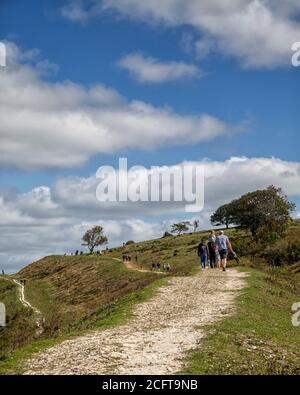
xmin=0 ymin=0 xmax=300 ymax=271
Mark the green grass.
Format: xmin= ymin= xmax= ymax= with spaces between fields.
xmin=0 ymin=278 xmax=36 ymax=363
xmin=183 ymin=265 xmax=300 ymax=375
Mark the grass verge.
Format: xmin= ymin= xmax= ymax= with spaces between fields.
xmin=183 ymin=266 xmax=300 ymax=375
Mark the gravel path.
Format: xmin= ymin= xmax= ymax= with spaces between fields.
xmin=24 ymin=268 xmax=246 ymax=375
xmin=0 ymin=276 xmax=43 ymax=335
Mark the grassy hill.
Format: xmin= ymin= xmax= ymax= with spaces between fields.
xmin=1 ymin=220 xmax=300 ymax=374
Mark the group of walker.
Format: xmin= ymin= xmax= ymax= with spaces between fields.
xmin=197 ymin=230 xmax=234 ymax=272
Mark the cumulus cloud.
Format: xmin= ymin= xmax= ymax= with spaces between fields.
xmin=62 ymin=0 xmax=300 ymax=68
xmin=0 ymin=42 xmax=234 ymax=170
xmin=1 ymin=156 xmax=299 ymax=272
xmin=117 ymin=52 xmax=202 ymax=83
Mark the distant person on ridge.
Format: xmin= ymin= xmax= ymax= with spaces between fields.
xmin=197 ymin=238 xmax=209 ymax=270
xmin=216 ymin=230 xmax=232 ymax=272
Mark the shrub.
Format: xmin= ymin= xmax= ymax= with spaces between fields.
xmin=230 ymin=235 xmax=259 ymax=256
xmin=263 ymin=238 xmax=300 ymax=266
xmin=125 ymin=240 xmax=135 ymax=245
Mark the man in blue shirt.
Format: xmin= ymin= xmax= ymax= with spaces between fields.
xmin=216 ymin=230 xmax=232 ymax=272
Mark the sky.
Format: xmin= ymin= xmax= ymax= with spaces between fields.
xmin=0 ymin=0 xmax=300 ymax=272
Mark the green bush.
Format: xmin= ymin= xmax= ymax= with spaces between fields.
xmin=125 ymin=240 xmax=135 ymax=245
xmin=263 ymin=238 xmax=300 ymax=266
xmin=230 ymin=235 xmax=259 ymax=256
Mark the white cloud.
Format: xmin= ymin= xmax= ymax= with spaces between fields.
xmin=0 ymin=42 xmax=234 ymax=170
xmin=117 ymin=52 xmax=202 ymax=83
xmin=62 ymin=0 xmax=300 ymax=68
xmin=1 ymin=156 xmax=299 ymax=272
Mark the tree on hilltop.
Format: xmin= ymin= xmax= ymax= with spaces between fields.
xmin=82 ymin=226 xmax=108 ymax=253
xmin=171 ymin=221 xmax=190 ymax=236
xmin=211 ymin=186 xmax=295 ymax=238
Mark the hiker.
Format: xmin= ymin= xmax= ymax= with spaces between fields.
xmin=216 ymin=230 xmax=232 ymax=272
xmin=163 ymin=263 xmax=171 ymax=272
xmin=197 ymin=238 xmax=209 ymax=270
xmin=152 ymin=262 xmax=161 ymax=270
xmin=207 ymin=230 xmax=217 ymax=268
xmin=1 ymin=269 xmax=4 ymax=275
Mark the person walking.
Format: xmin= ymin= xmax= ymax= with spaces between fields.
xmin=207 ymin=230 xmax=217 ymax=268
xmin=216 ymin=230 xmax=232 ymax=271
xmin=197 ymin=238 xmax=209 ymax=270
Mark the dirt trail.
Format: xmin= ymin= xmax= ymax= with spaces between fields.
xmin=113 ymin=257 xmax=163 ymax=274
xmin=0 ymin=276 xmax=43 ymax=334
xmin=24 ymin=268 xmax=246 ymax=375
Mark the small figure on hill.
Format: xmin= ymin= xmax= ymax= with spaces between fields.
xmin=80 ymin=251 xmax=83 ymax=255
xmin=197 ymin=238 xmax=209 ymax=270
xmin=152 ymin=262 xmax=161 ymax=270
xmin=2 ymin=269 xmax=5 ymax=275
xmin=163 ymin=263 xmax=171 ymax=272
xmin=75 ymin=250 xmax=79 ymax=256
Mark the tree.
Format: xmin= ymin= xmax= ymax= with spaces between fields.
xmin=214 ymin=186 xmax=295 ymax=237
xmin=210 ymin=203 xmax=234 ymax=229
xmin=82 ymin=226 xmax=108 ymax=253
xmin=171 ymin=221 xmax=190 ymax=235
xmin=230 ymin=186 xmax=295 ymax=237
xmin=193 ymin=220 xmax=200 ymax=232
